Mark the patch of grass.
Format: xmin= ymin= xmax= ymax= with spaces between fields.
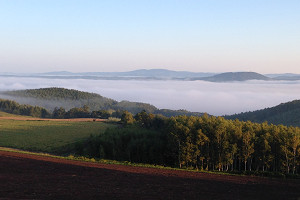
xmin=0 ymin=111 xmax=32 ymax=118
xmin=0 ymin=118 xmax=115 ymax=153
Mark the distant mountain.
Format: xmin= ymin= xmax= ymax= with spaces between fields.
xmin=225 ymin=100 xmax=300 ymax=127
xmin=40 ymin=71 xmax=75 ymax=76
xmin=114 ymin=69 xmax=215 ymax=78
xmin=39 ymin=69 xmax=216 ymax=78
xmin=265 ymin=73 xmax=300 ymax=78
xmin=195 ymin=72 xmax=271 ymax=82
xmin=273 ymin=76 xmax=300 ymax=81
xmin=0 ymin=88 xmax=204 ymax=117
xmin=4 ymin=69 xmax=300 ymax=82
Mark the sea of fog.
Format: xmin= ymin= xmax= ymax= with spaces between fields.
xmin=1 ymin=76 xmax=300 ymax=116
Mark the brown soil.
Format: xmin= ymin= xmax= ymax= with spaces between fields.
xmin=0 ymin=150 xmax=299 ymax=200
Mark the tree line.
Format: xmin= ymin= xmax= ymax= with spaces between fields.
xmin=0 ymin=99 xmax=124 ymax=119
xmin=0 ymin=97 xmax=201 ymax=120
xmin=76 ymin=111 xmax=299 ymax=175
xmin=52 ymin=106 xmax=123 ymax=119
xmin=0 ymin=99 xmax=51 ymax=118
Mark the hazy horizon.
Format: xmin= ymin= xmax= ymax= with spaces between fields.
xmin=1 ymin=76 xmax=300 ymax=116
xmin=1 ymin=1 xmax=300 ymax=115
xmin=1 ymin=69 xmax=300 ymax=76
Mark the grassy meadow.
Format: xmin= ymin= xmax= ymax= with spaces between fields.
xmin=0 ymin=111 xmax=32 ymax=118
xmin=0 ymin=115 xmax=116 ymax=154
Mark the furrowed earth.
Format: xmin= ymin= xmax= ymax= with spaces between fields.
xmin=1 ymin=150 xmax=299 ymax=200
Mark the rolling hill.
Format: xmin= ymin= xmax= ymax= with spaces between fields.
xmin=0 ymin=88 xmax=204 ymax=117
xmin=226 ymin=100 xmax=300 ymax=127
xmin=0 ymin=88 xmax=118 ymax=112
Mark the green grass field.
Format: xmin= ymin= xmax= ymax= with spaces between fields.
xmin=0 ymin=118 xmax=116 ymax=154
xmin=0 ymin=111 xmax=32 ymax=117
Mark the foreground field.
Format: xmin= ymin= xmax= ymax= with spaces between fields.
xmin=0 ymin=150 xmax=299 ymax=200
xmin=0 ymin=117 xmax=115 ymax=153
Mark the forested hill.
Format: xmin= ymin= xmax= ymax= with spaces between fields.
xmin=0 ymin=88 xmax=204 ymax=116
xmin=1 ymin=88 xmax=118 ymax=112
xmin=225 ymin=100 xmax=300 ymax=127
xmin=197 ymin=72 xmax=271 ymax=82
xmin=5 ymin=88 xmax=109 ymax=101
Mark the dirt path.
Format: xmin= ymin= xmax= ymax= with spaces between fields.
xmin=0 ymin=150 xmax=299 ymax=200
xmin=0 ymin=116 xmax=106 ymax=122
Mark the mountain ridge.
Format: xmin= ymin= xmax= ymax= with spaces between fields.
xmin=40 ymin=69 xmax=216 ymax=78
xmin=196 ymin=72 xmax=271 ymax=82
xmin=2 ymin=69 xmax=300 ymax=81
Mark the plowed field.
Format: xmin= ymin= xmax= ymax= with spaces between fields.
xmin=0 ymin=150 xmax=299 ymax=200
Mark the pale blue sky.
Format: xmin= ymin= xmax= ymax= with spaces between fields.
xmin=0 ymin=0 xmax=299 ymax=73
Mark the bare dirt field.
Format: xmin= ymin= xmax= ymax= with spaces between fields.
xmin=0 ymin=150 xmax=299 ymax=200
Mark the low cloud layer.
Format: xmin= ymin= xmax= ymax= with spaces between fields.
xmin=1 ymin=76 xmax=300 ymax=116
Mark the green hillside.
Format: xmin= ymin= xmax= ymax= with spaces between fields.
xmin=0 ymin=110 xmax=30 ymax=118
xmin=0 ymin=88 xmax=204 ymax=116
xmin=0 ymin=118 xmax=115 ymax=154
xmin=226 ymin=100 xmax=300 ymax=126
xmin=5 ymin=87 xmax=102 ymax=100
xmin=0 ymin=88 xmax=159 ymax=114
xmin=1 ymin=88 xmax=118 ymax=111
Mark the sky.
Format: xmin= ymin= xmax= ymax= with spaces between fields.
xmin=0 ymin=0 xmax=300 ymax=73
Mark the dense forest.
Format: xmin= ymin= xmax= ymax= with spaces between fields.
xmin=0 ymin=88 xmax=204 ymax=117
xmin=1 ymin=97 xmax=299 ymax=175
xmin=226 ymin=100 xmax=300 ymax=127
xmin=75 ymin=111 xmax=300 ymax=175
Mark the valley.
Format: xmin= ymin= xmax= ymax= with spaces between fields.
xmin=0 ymin=75 xmax=299 ymax=200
